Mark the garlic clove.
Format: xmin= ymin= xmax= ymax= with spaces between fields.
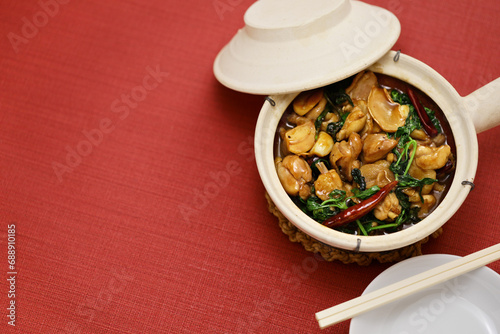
xmin=308 ymin=131 xmax=334 ymax=157
xmin=284 ymin=120 xmax=316 ymax=155
xmin=336 ymin=107 xmax=367 ymax=141
xmin=293 ymin=89 xmax=324 ymax=116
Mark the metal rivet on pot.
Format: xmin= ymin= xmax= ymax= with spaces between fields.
xmin=393 ymin=50 xmax=401 ymax=62
xmin=461 ymin=180 xmax=475 ymax=191
xmin=265 ymin=96 xmax=276 ymax=107
xmin=354 ymin=238 xmax=362 ymax=253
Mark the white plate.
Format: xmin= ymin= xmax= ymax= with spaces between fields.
xmin=350 ymin=254 xmax=500 ymax=334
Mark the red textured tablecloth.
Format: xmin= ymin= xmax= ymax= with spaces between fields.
xmin=1 ymin=0 xmax=499 ymax=333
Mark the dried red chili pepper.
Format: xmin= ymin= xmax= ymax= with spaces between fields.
xmin=322 ymin=181 xmax=399 ymax=229
xmin=408 ymin=88 xmax=438 ymax=137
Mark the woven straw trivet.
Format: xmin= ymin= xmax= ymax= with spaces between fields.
xmin=266 ymin=193 xmax=443 ymax=266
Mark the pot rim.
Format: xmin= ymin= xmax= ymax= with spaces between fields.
xmin=254 ymin=51 xmax=479 ymax=252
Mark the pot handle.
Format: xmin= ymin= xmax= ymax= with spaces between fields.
xmin=462 ymin=77 xmax=500 ymax=134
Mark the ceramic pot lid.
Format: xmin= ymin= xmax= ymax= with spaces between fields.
xmin=213 ymin=0 xmax=401 ymax=95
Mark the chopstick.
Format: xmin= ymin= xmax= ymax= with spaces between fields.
xmin=315 ymin=243 xmax=500 ymax=329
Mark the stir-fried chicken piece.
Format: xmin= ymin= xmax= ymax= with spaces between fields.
xmin=330 ymin=133 xmax=363 ymax=181
xmin=373 ymin=192 xmax=401 ymax=221
xmin=275 ymin=155 xmax=312 ymax=200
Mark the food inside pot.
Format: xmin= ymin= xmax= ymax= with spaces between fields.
xmin=275 ymin=71 xmax=456 ymax=235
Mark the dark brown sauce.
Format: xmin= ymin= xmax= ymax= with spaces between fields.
xmin=275 ymin=72 xmax=456 ymax=234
